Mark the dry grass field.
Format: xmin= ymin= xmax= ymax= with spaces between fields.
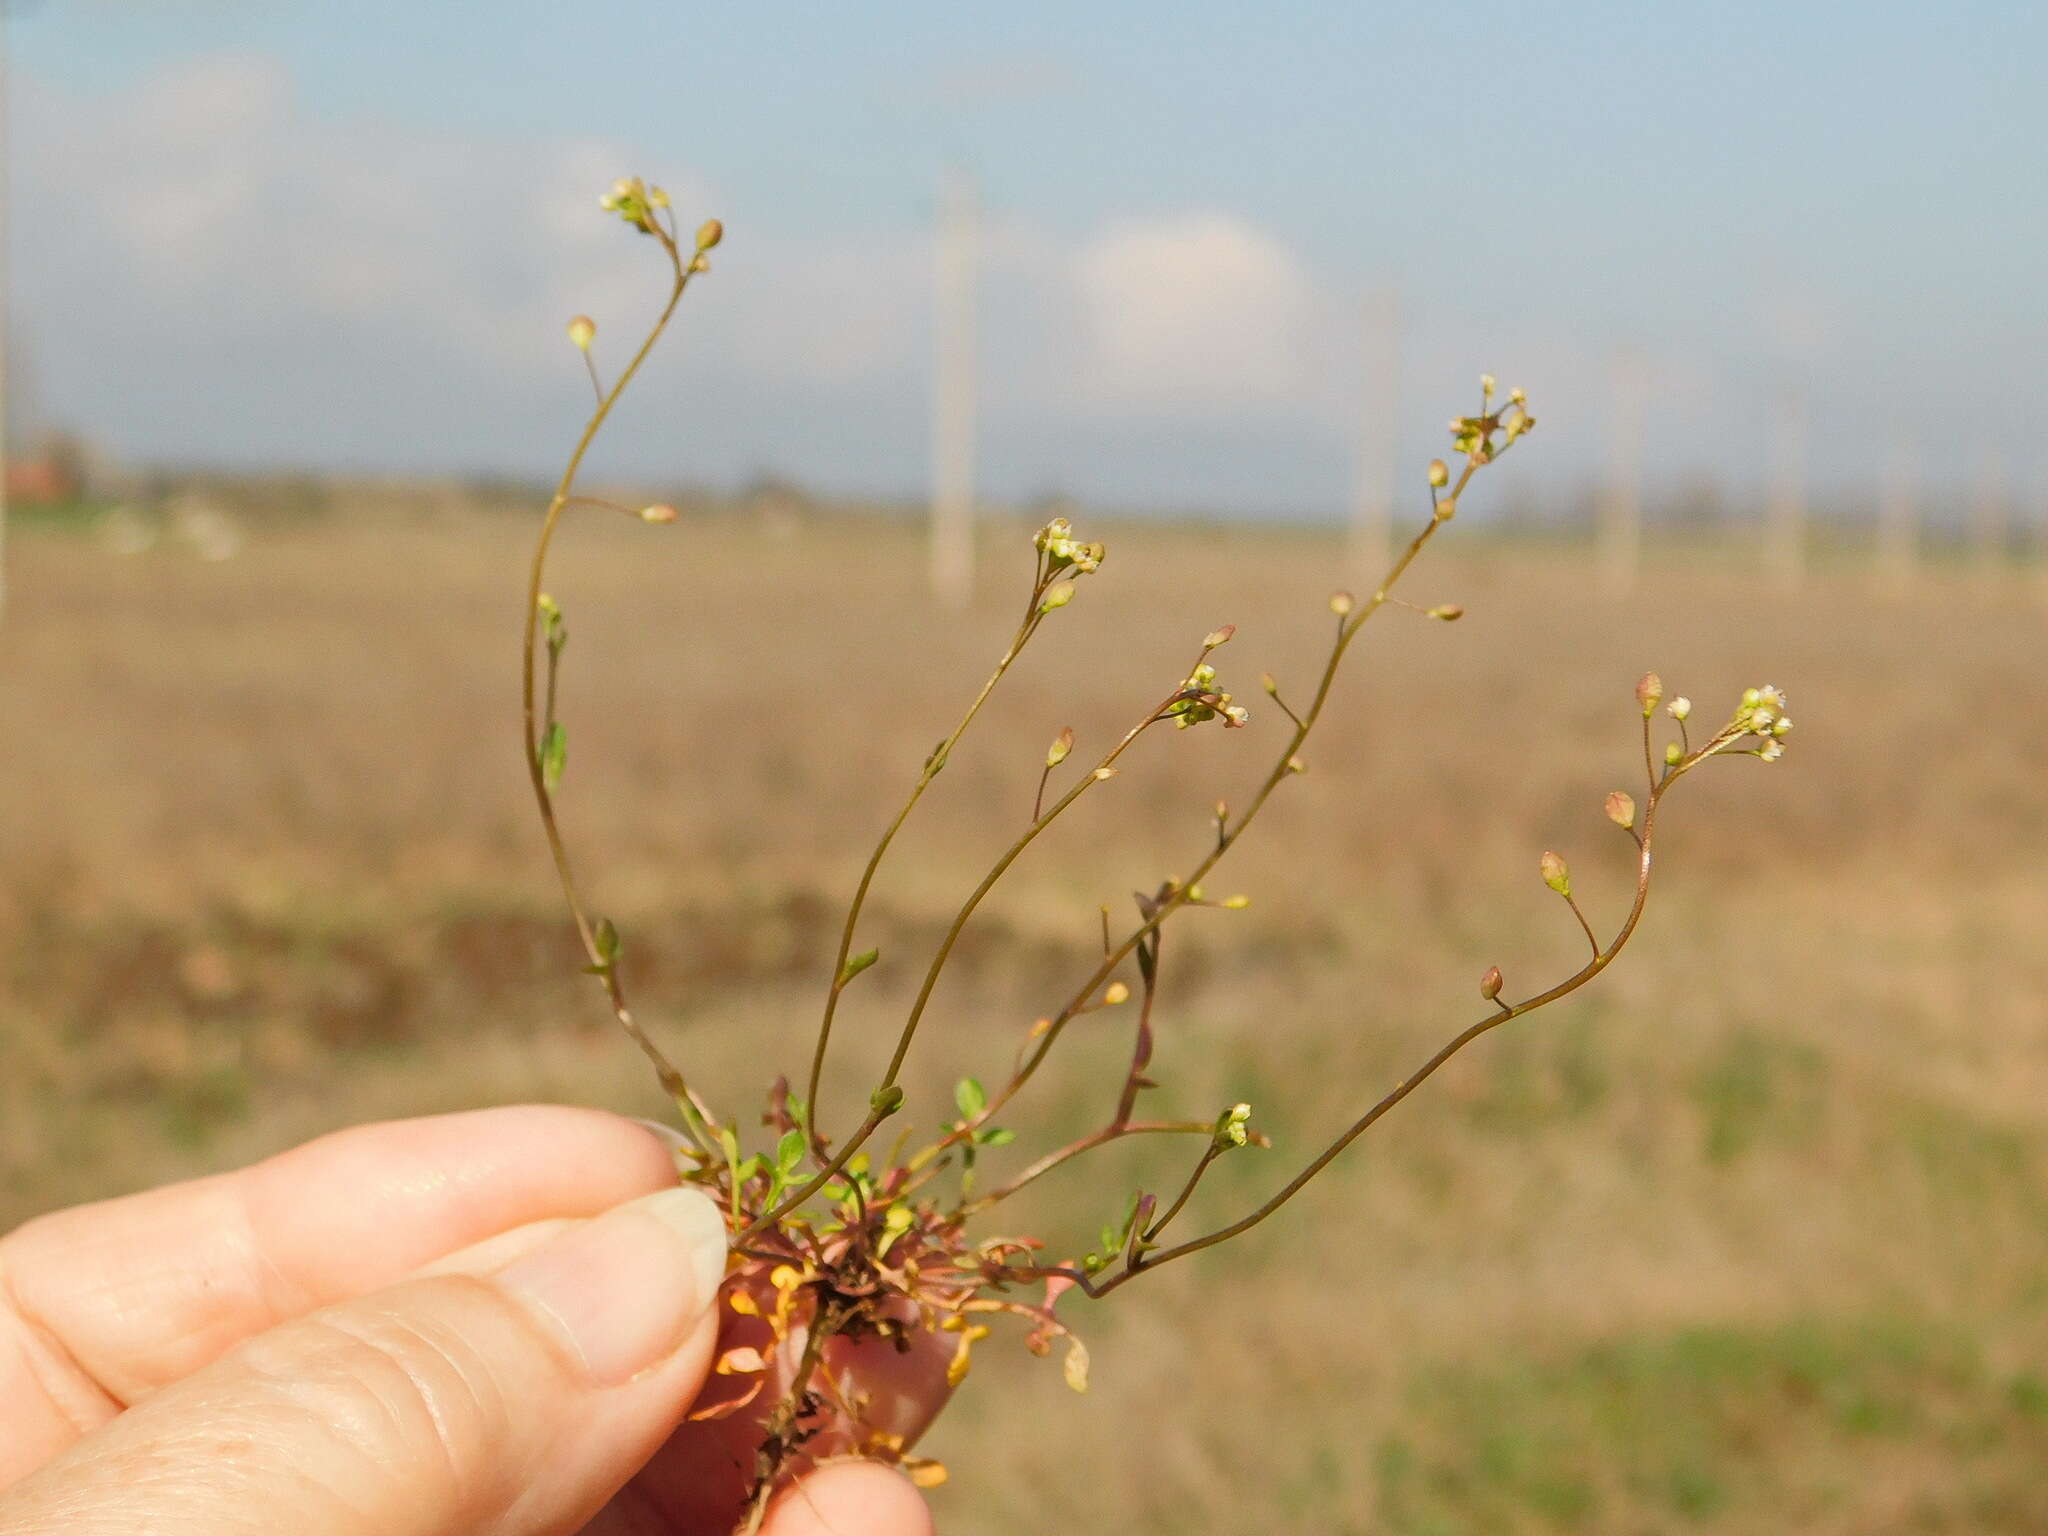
xmin=4 ymin=508 xmax=2047 ymax=1532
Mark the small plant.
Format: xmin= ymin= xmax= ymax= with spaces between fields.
xmin=522 ymin=177 xmax=1795 ymax=1530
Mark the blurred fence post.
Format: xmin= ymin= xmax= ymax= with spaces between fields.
xmin=1348 ymin=287 xmax=1398 ymax=581
xmin=1597 ymin=350 xmax=1645 ymax=595
xmin=928 ymin=166 xmax=977 ymax=609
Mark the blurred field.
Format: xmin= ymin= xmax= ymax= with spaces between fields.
xmin=4 ymin=509 xmax=2047 ymax=1533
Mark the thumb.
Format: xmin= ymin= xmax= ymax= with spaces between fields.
xmin=0 ymin=1184 xmax=729 ymax=1536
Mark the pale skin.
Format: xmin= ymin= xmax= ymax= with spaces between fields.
xmin=0 ymin=1106 xmax=940 ymax=1536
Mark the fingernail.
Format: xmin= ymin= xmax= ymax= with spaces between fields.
xmin=630 ymin=1116 xmax=692 ymax=1160
xmin=499 ymin=1185 xmax=728 ymax=1385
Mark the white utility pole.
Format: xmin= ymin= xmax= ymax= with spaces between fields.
xmin=1597 ymin=349 xmax=1646 ymax=595
xmin=1347 ymin=287 xmax=1398 ymax=578
xmin=1764 ymin=378 xmax=1808 ymax=591
xmin=927 ymin=165 xmax=976 ymax=608
xmin=1874 ymin=442 xmax=1918 ymax=595
xmin=1971 ymin=462 xmax=2007 ymax=579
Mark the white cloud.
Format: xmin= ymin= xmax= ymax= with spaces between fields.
xmin=13 ymin=51 xmax=1349 ymax=505
xmin=17 ymin=53 xmax=711 ymax=407
xmin=1073 ymin=213 xmax=1315 ymax=411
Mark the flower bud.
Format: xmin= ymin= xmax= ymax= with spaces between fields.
xmin=1329 ymin=591 xmax=1354 ymax=616
xmin=1046 ymin=726 xmax=1074 ymax=767
xmin=1092 ymin=766 xmax=1117 ymax=781
xmin=1213 ymin=1102 xmax=1253 ymax=1150
xmin=566 ymin=314 xmax=596 ymax=351
xmin=1636 ymin=672 xmax=1663 ymax=717
xmin=1103 ymin=981 xmax=1130 ymax=1006
xmin=1427 ymin=604 xmax=1464 ymax=621
xmin=1435 ymin=497 xmax=1457 ymax=521
xmin=1668 ymin=696 xmax=1691 ymax=721
xmin=1480 ymin=373 xmax=1497 ymax=398
xmin=696 ymin=218 xmax=724 ymax=250
xmin=1260 ymin=673 xmax=1279 ymax=696
xmin=1039 ymin=582 xmax=1076 ymax=614
xmin=1664 ymin=741 xmax=1683 ymax=766
xmin=638 ymin=503 xmax=679 ymax=524
xmin=1540 ymin=850 xmax=1572 ymax=897
xmin=1428 ymin=459 xmax=1450 ymax=488
xmin=1604 ymin=790 xmax=1635 ymax=829
xmin=1480 ymin=965 xmax=1503 ymax=1001
xmin=1203 ymin=624 xmax=1236 ymax=649
xmin=648 ymin=185 xmax=671 ymax=208
xmin=1221 ymin=893 xmax=1251 ymax=910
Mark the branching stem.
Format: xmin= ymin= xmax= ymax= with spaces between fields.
xmin=801 ymin=566 xmax=1059 ymax=1159
xmin=1050 ymin=750 xmax=1707 ymax=1298
xmin=521 ymin=223 xmax=719 ymax=1157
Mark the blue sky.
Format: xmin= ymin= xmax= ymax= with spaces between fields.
xmin=10 ymin=0 xmax=2044 ymax=517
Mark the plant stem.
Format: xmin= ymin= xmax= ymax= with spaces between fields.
xmin=953 ymin=1120 xmax=1214 ymax=1219
xmin=1143 ymin=1142 xmax=1223 ymax=1242
xmin=972 ymin=459 xmax=1489 ymax=1142
xmin=741 ymin=693 xmax=1172 ymax=1241
xmin=1077 ymin=771 xmax=1672 ymax=1297
xmin=521 ymin=225 xmax=718 ymax=1155
xmin=802 ymin=571 xmax=1052 ymax=1159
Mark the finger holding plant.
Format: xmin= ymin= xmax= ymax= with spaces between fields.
xmin=517 ymin=176 xmax=1795 ymax=1531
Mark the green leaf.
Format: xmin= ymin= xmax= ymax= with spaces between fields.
xmin=839 ymin=948 xmax=880 ymax=985
xmin=1104 ymin=1189 xmax=1143 ymax=1257
xmin=775 ymin=1128 xmax=806 ymax=1173
xmin=540 ymin=721 xmax=568 ymax=792
xmin=954 ymin=1077 xmax=988 ymax=1120
xmin=594 ymin=918 xmax=621 ymax=965
xmin=732 ymin=1154 xmax=763 ymax=1184
xmin=975 ymin=1126 xmax=1016 ymax=1147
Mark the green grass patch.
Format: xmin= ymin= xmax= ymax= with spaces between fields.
xmin=1373 ymin=1316 xmax=2044 ymax=1533
xmin=1687 ymin=1027 xmax=1826 ymax=1164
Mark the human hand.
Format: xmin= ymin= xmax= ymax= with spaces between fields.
xmin=0 ymin=1106 xmax=938 ymax=1534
